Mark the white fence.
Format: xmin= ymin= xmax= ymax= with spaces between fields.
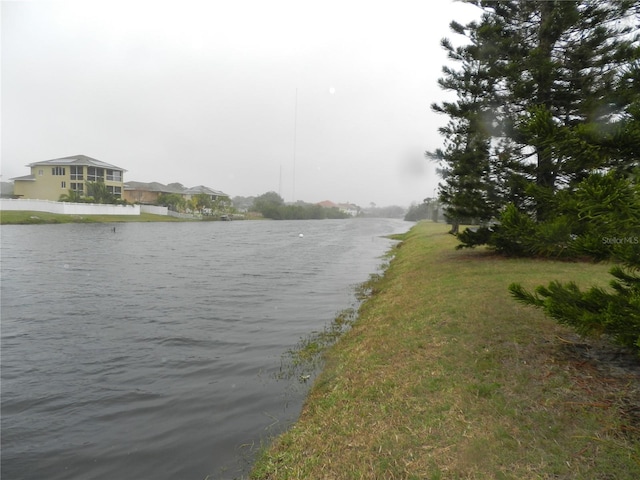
xmin=140 ymin=204 xmax=168 ymax=216
xmin=0 ymin=198 xmax=140 ymax=216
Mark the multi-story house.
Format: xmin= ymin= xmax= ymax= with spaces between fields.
xmin=182 ymin=185 xmax=229 ymax=202
xmin=123 ymin=181 xmax=186 ymax=204
xmin=123 ymin=182 xmax=229 ymax=205
xmin=12 ymin=155 xmax=126 ymax=201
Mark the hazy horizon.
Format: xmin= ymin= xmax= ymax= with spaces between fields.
xmin=1 ymin=0 xmax=480 ymax=207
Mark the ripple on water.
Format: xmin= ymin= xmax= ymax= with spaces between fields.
xmin=1 ymin=219 xmax=409 ymax=480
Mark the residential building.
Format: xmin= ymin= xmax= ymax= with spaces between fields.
xmin=317 ymin=200 xmax=338 ymax=209
xmin=123 ymin=181 xmax=229 ymax=206
xmin=317 ymin=200 xmax=360 ymax=216
xmin=182 ymin=185 xmax=229 ymax=202
xmin=123 ymin=181 xmax=186 ymax=204
xmin=337 ymin=203 xmax=360 ymax=217
xmin=11 ymin=155 xmax=126 ymax=201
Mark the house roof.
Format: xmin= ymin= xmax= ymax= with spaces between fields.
xmin=10 ymin=174 xmax=36 ymax=182
xmin=183 ymin=185 xmax=229 ymax=197
xmin=124 ymin=181 xmax=185 ymax=194
xmin=124 ymin=181 xmax=228 ymax=197
xmin=27 ymin=155 xmax=126 ymax=171
xmin=338 ymin=203 xmax=359 ymax=210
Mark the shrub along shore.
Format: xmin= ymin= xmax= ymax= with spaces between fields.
xmin=251 ymin=221 xmax=640 ymax=479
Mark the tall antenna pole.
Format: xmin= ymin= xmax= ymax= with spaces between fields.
xmin=292 ymin=87 xmax=298 ymax=203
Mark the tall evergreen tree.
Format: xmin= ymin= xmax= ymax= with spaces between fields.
xmin=428 ymin=20 xmax=503 ymax=233
xmin=433 ymin=0 xmax=639 ymax=222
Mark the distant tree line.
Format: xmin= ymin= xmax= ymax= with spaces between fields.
xmin=404 ymin=198 xmax=444 ymax=222
xmin=430 ymin=0 xmax=639 ymax=352
xmin=250 ymin=192 xmax=350 ymax=220
xmin=156 ymin=192 xmax=233 ymax=216
xmin=364 ymin=204 xmax=406 ymax=219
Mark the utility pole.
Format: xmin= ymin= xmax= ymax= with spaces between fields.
xmin=292 ymin=88 xmax=298 ymax=203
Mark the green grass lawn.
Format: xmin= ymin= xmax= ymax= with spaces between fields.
xmin=251 ymin=221 xmax=640 ymax=479
xmin=0 ymin=210 xmax=191 ymax=224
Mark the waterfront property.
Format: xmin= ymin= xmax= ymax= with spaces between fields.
xmin=11 ymin=155 xmax=126 ymax=201
xmin=123 ymin=181 xmax=229 ymax=206
xmin=123 ymin=181 xmax=186 ymax=204
xmin=182 ymin=185 xmax=229 ymax=202
xmin=317 ymin=200 xmax=360 ymax=217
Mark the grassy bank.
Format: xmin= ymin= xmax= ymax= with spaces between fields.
xmin=0 ymin=210 xmax=191 ymax=224
xmin=251 ymin=221 xmax=640 ymax=479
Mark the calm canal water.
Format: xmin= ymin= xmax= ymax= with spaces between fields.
xmin=1 ymin=218 xmax=409 ymax=480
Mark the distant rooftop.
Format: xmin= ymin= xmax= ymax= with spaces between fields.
xmin=27 ymin=155 xmax=126 ymax=171
xmin=10 ymin=174 xmax=36 ymax=182
xmin=124 ymin=181 xmax=185 ymax=194
xmin=124 ymin=181 xmax=229 ymax=197
xmin=183 ymin=185 xmax=229 ymax=197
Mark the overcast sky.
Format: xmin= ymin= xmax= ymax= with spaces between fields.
xmin=1 ymin=0 xmax=480 ymax=207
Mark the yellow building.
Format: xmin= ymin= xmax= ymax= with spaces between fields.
xmin=12 ymin=155 xmax=126 ymax=201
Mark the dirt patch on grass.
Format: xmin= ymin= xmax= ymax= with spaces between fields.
xmin=552 ymin=334 xmax=640 ymax=439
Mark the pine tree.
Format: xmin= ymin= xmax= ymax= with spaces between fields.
xmin=509 ymin=170 xmax=640 ymax=351
xmin=510 ymin=254 xmax=640 ymax=353
xmin=480 ymin=0 xmax=637 ymax=196
xmin=428 ymin=20 xmax=503 ymax=233
xmin=436 ymin=1 xmax=640 ymax=354
xmin=434 ymin=0 xmax=639 ymax=223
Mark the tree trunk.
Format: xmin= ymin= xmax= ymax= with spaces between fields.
xmin=534 ymin=1 xmax=557 ymax=221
